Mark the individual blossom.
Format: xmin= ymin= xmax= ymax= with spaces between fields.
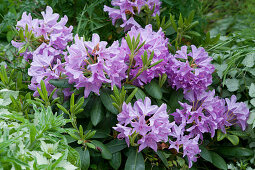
xmin=168 ymin=123 xmax=201 ymax=168
xmin=219 ymin=95 xmax=249 ymax=132
xmin=113 ymin=97 xmax=173 ymax=152
xmin=121 ymin=24 xmax=169 ymax=86
xmin=104 ymin=0 xmax=161 ymax=31
xmin=166 ymin=45 xmax=215 ymax=93
xmin=65 ymin=34 xmax=128 ymax=97
xmin=28 ymin=44 xmax=69 ymax=97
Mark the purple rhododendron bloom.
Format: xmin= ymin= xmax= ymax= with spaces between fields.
xmin=113 ymin=97 xmax=172 ymax=152
xmin=172 ymin=89 xmax=250 ymax=141
xmin=12 ymin=6 xmax=73 ymax=97
xmin=121 ymin=25 xmax=169 ymax=86
xmin=65 ymin=34 xmax=127 ymax=97
xmin=166 ymin=45 xmax=215 ymax=93
xmin=104 ymin=0 xmax=161 ymax=31
xmin=12 ymin=6 xmax=73 ymax=61
xmin=28 ymin=44 xmax=67 ymax=97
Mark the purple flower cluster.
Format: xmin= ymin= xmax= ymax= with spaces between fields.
xmin=166 ymin=45 xmax=215 ymax=93
xmin=65 ymin=34 xmax=128 ymax=97
xmin=170 ymin=90 xmax=249 ymax=166
xmin=104 ymin=0 xmax=161 ymax=31
xmin=114 ymin=90 xmax=249 ymax=167
xmin=12 ymin=6 xmax=73 ymax=97
xmin=12 ymin=6 xmax=73 ymax=61
xmin=121 ymin=25 xmax=169 ymax=85
xmin=113 ymin=97 xmax=173 ymax=152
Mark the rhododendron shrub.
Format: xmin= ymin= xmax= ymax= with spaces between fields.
xmin=10 ymin=3 xmax=251 ymax=170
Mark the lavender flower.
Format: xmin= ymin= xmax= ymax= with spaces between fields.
xmin=104 ymin=0 xmax=161 ymax=31
xmin=166 ymin=45 xmax=215 ymax=93
xmin=121 ymin=25 xmax=169 ymax=85
xmin=113 ymin=97 xmax=172 ymax=152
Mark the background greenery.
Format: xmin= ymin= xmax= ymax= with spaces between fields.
xmin=1 ymin=0 xmax=255 ymax=169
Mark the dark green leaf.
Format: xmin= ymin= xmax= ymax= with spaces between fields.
xmin=109 ymin=152 xmax=121 ymax=170
xmin=135 ymin=88 xmax=146 ymax=100
xmin=200 ymin=146 xmax=212 ymax=163
xmin=215 ymin=147 xmax=253 ymax=157
xmin=210 ymin=151 xmax=227 ymax=170
xmin=156 ymin=150 xmax=168 ymax=168
xmin=106 ymin=139 xmax=127 ymax=154
xmin=100 ymin=88 xmax=118 ymax=114
xmin=91 ymin=140 xmax=112 ymax=160
xmin=49 ymin=79 xmax=73 ymax=88
xmin=90 ymin=98 xmax=103 ymax=126
xmin=144 ymin=80 xmax=162 ymax=99
xmin=76 ymin=147 xmax=90 ymax=170
xmin=125 ymin=148 xmax=145 ymax=170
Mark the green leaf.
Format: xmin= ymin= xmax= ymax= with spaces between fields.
xmin=226 ymin=134 xmax=239 ymax=145
xmin=135 ymin=88 xmax=146 ymax=101
xmin=109 ymin=152 xmax=121 ymax=170
xmin=76 ymin=147 xmax=90 ymax=170
xmin=125 ymin=148 xmax=145 ymax=170
xmin=215 ymin=63 xmax=228 ymax=79
xmin=249 ymin=83 xmax=255 ymax=97
xmin=18 ymin=46 xmax=27 ymax=54
xmin=178 ymin=13 xmax=183 ymax=27
xmin=106 ymin=139 xmax=127 ymax=154
xmin=156 ymin=150 xmax=168 ymax=168
xmin=250 ymin=98 xmax=255 ymax=107
xmin=91 ymin=140 xmax=112 ymax=160
xmin=215 ymin=147 xmax=254 ymax=157
xmin=126 ymin=88 xmax=138 ymax=104
xmin=29 ymin=124 xmax=37 ymax=144
xmin=217 ymin=130 xmax=227 ymax=141
xmin=228 ymin=130 xmax=248 ymax=137
xmin=242 ymin=53 xmax=255 ymax=67
xmin=170 ymin=14 xmax=177 ymax=32
xmin=148 ymin=59 xmax=163 ymax=69
xmin=56 ymin=104 xmax=69 ymax=115
xmin=168 ymin=89 xmax=183 ymax=112
xmin=200 ymin=146 xmax=212 ymax=163
xmin=84 ymin=130 xmax=96 ymax=140
xmin=248 ymin=110 xmax=255 ymax=125
xmin=90 ymin=98 xmax=103 ymax=126
xmin=7 ymin=30 xmax=15 ymax=42
xmin=225 ymin=78 xmax=239 ymax=92
xmin=100 ymin=88 xmax=118 ymax=114
xmin=144 ymin=80 xmax=162 ymax=99
xmin=49 ymin=79 xmax=73 ymax=88
xmin=0 ymin=89 xmax=19 ymax=106
xmin=210 ymin=151 xmax=227 ymax=170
